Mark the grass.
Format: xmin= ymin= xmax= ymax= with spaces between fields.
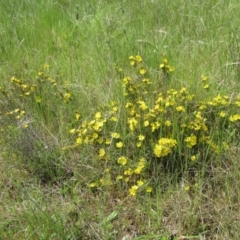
xmin=1 ymin=0 xmax=240 ymax=239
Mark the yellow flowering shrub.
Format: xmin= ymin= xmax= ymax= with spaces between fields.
xmin=65 ymin=55 xmax=240 ymax=197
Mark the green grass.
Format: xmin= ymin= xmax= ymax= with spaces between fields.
xmin=1 ymin=0 xmax=240 ymax=239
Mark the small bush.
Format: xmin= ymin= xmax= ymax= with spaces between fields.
xmin=67 ymin=55 xmax=240 ymax=196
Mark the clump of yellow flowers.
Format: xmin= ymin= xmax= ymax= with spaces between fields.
xmin=67 ymin=55 xmax=240 ymax=197
xmin=0 ymin=64 xmax=75 ymax=151
xmin=3 ymin=56 xmax=240 ymax=197
xmin=7 ymin=64 xmax=73 ymax=110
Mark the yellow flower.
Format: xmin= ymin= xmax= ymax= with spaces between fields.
xmin=154 ymin=138 xmax=177 ymax=157
xmin=146 ymin=186 xmax=152 ymax=193
xmin=125 ymin=102 xmax=133 ymax=108
xmin=84 ymin=135 xmax=90 ymax=143
xmin=38 ymin=71 xmax=44 ymax=76
xmin=235 ymin=101 xmax=240 ymax=107
xmin=195 ymin=111 xmax=202 ymax=120
xmin=99 ymin=148 xmax=106 ymax=158
xmin=89 ymin=182 xmax=98 ymax=188
xmin=92 ymin=132 xmax=98 ymax=139
xmin=139 ymin=67 xmax=146 ymax=75
xmin=134 ymin=158 xmax=145 ymax=174
xmin=129 ymin=108 xmax=135 ymax=116
xmin=129 ymin=185 xmax=138 ymax=196
xmin=159 ymin=63 xmax=164 ymax=69
xmin=76 ymin=137 xmax=82 ymax=145
xmin=203 ymin=84 xmax=209 ymax=89
xmin=110 ymin=116 xmax=117 ymax=122
xmin=229 ymin=114 xmax=240 ymax=122
xmin=69 ymin=128 xmax=76 ymax=134
xmin=124 ymin=177 xmax=130 ymax=182
xmin=154 ymin=144 xmax=170 ymax=157
xmin=219 ymin=111 xmax=226 ymax=117
xmin=168 ymin=65 xmax=174 ymax=72
xmin=111 ymin=132 xmax=120 ymax=138
xmin=123 ymin=77 xmax=131 ymax=85
xmin=64 ymin=92 xmax=72 ymax=101
xmin=134 ymin=167 xmax=143 ymax=174
xmin=191 ymin=155 xmax=196 ymax=161
xmin=137 ymin=100 xmax=148 ymax=110
xmin=137 ymin=180 xmax=144 ymax=186
xmin=111 ymin=106 xmax=118 ymax=112
xmin=163 ymin=56 xmax=168 ymax=64
xmin=116 ymin=142 xmax=123 ymax=148
xmin=159 ymin=57 xmax=174 ymax=73
xmin=164 ymin=120 xmax=171 ymax=126
xmin=180 ymin=87 xmax=187 ymax=94
xmin=185 ymin=185 xmax=190 ymax=191
xmin=135 ymin=55 xmax=142 ymax=63
xmin=142 ymin=78 xmax=151 ymax=84
xmin=116 ymin=175 xmax=123 ymax=181
xmin=43 ymin=64 xmax=50 ymax=69
xmin=95 ymin=112 xmax=101 ymax=119
xmin=129 ymin=56 xmax=136 ymax=66
xmin=124 ymin=168 xmax=133 ymax=176
xmin=144 ymin=120 xmax=149 ymax=127
xmin=176 ymin=106 xmax=185 ymax=112
xmin=201 ymin=75 xmax=207 ymax=81
xmin=136 ymin=142 xmax=142 ymax=148
xmin=185 ymin=134 xmax=197 ymax=148
xmin=11 ymin=76 xmax=20 ymax=83
xmin=97 ymin=138 xmax=104 ymax=144
xmin=117 ymin=156 xmax=127 ymax=165
xmin=138 ymin=134 xmax=145 ymax=141
xmin=75 ymin=113 xmax=81 ymax=120
xmin=128 ymin=118 xmax=138 ymax=131
xmin=93 ymin=120 xmax=104 ymax=131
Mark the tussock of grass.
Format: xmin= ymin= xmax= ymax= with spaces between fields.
xmin=1 ymin=0 xmax=240 ymax=239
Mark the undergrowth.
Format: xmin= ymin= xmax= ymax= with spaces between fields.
xmin=1 ymin=0 xmax=240 ymax=239
xmin=1 ymin=55 xmax=240 ymax=193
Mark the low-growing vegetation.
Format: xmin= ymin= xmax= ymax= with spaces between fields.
xmin=1 ymin=0 xmax=240 ymax=239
